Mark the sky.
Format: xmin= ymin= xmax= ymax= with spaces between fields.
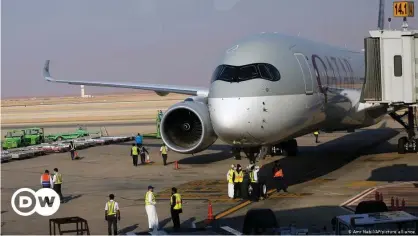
xmin=1 ymin=0 xmax=416 ymax=98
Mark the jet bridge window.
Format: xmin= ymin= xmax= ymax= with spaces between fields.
xmin=394 ymin=55 xmax=402 ymax=77
xmin=211 ymin=63 xmax=280 ymax=83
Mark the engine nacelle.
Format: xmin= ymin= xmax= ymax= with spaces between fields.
xmin=160 ymin=100 xmax=217 ymax=154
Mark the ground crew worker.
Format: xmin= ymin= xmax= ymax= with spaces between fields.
xmin=69 ymin=141 xmax=76 ymax=160
xmin=170 ymin=187 xmax=182 ymax=231
xmin=272 ymin=161 xmax=288 ymax=192
xmin=145 ymin=185 xmax=159 ymax=231
xmin=139 ymin=145 xmax=149 ymax=165
xmin=105 ymin=194 xmax=120 ymax=235
xmin=40 ymin=170 xmax=53 ymax=205
xmin=52 ymin=168 xmax=64 ymax=203
xmin=160 ymin=143 xmax=168 ymax=166
xmin=135 ymin=133 xmax=143 ymax=146
xmin=313 ymin=130 xmax=320 ymax=143
xmin=131 ymin=144 xmax=139 ymax=166
xmin=227 ymin=165 xmax=235 ymax=199
xmin=234 ymin=164 xmax=244 ymax=199
xmin=249 ymin=165 xmax=260 ymax=201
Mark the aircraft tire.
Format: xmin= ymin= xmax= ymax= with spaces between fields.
xmin=283 ymin=139 xmax=298 ymax=156
xmin=398 ymin=137 xmax=407 ymax=154
xmin=242 ymin=209 xmax=278 ymax=235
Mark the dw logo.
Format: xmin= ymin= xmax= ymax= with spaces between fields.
xmin=11 ymin=188 xmax=61 ymax=216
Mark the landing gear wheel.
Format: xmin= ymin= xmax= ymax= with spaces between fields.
xmin=282 ymin=139 xmax=298 ymax=156
xmin=398 ymin=137 xmax=407 ymax=154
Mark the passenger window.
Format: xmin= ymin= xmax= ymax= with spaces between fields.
xmin=394 ymin=55 xmax=402 ymax=77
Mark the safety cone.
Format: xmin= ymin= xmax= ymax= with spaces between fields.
xmin=375 ymin=191 xmax=380 ymax=201
xmin=401 ymin=198 xmax=405 ymax=210
xmin=207 ymin=201 xmax=214 ymax=221
xmin=174 ymin=161 xmax=179 ymax=170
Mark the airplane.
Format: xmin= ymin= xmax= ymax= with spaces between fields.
xmin=42 ymin=3 xmax=414 ymax=160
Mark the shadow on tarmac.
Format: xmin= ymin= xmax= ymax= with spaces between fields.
xmin=258 ymin=128 xmax=399 ymax=189
xmin=368 ymin=164 xmax=418 ymax=182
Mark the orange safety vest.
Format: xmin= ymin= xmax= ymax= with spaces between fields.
xmin=41 ymin=173 xmax=51 ymax=187
xmin=274 ymin=169 xmax=283 ymax=178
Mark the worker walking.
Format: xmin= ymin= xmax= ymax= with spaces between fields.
xmin=135 ymin=133 xmax=143 ymax=146
xmin=160 ymin=143 xmax=168 ymax=166
xmin=170 ymin=187 xmax=183 ymax=231
xmin=105 ymin=194 xmax=120 ymax=235
xmin=272 ymin=161 xmax=288 ymax=192
xmin=131 ymin=144 xmax=139 ymax=166
xmin=313 ymin=130 xmax=320 ymax=143
xmin=139 ymin=145 xmax=149 ymax=165
xmin=69 ymin=141 xmax=76 ymax=160
xmin=233 ymin=164 xmax=244 ymax=199
xmin=52 ymin=168 xmax=64 ymax=203
xmin=249 ymin=165 xmax=260 ymax=201
xmin=145 ymin=186 xmax=159 ymax=231
xmin=40 ymin=170 xmax=53 ymax=205
xmin=227 ymin=165 xmax=235 ymax=199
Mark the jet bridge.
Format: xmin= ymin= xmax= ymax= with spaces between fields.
xmin=362 ymin=16 xmax=418 ymax=154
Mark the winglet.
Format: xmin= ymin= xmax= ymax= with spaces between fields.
xmin=43 ymin=60 xmax=54 ymax=81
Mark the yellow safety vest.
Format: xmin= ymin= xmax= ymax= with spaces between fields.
xmin=234 ymin=170 xmax=243 ymax=183
xmin=249 ymin=171 xmax=257 ymax=183
xmin=314 ymin=131 xmax=319 ymax=135
xmin=107 ymin=201 xmax=116 ymax=216
xmin=132 ymin=146 xmax=138 ymax=155
xmin=227 ymin=169 xmax=234 ymax=183
xmin=161 ymin=146 xmax=167 ymax=154
xmin=171 ymin=193 xmax=182 ymax=210
xmin=54 ymin=173 xmax=62 ymax=184
xmin=145 ymin=192 xmax=155 ymax=205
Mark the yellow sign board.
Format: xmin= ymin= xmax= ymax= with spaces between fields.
xmin=393 ymin=1 xmax=415 ymax=17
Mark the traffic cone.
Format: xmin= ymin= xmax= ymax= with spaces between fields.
xmin=375 ymin=191 xmax=379 ymax=201
xmin=379 ymin=192 xmax=383 ymax=202
xmin=174 ymin=161 xmax=179 ymax=170
xmin=207 ymin=201 xmax=214 ymax=221
xmin=395 ymin=197 xmax=399 ymax=210
xmin=401 ymin=198 xmax=405 ymax=210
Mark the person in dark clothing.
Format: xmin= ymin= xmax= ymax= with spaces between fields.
xmin=272 ymin=161 xmax=287 ymax=192
xmin=69 ymin=141 xmax=76 ymax=160
xmin=170 ymin=187 xmax=182 ymax=231
xmin=131 ymin=144 xmax=139 ymax=166
xmin=139 ymin=145 xmax=149 ymax=165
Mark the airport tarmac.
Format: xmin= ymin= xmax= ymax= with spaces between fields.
xmin=2 ymin=121 xmax=417 ymax=234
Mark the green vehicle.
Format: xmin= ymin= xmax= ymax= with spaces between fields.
xmin=45 ymin=126 xmax=99 ymax=141
xmin=2 ymin=130 xmax=29 ymax=150
xmin=24 ymin=127 xmax=45 ymax=145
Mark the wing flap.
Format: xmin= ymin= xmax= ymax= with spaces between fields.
xmin=43 ymin=60 xmax=208 ymax=97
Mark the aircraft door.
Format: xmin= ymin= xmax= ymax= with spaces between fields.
xmin=294 ymin=53 xmax=314 ymax=95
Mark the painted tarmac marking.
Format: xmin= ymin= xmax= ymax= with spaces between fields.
xmin=215 ymin=200 xmax=252 ymax=219
xmin=221 ymin=226 xmax=242 ymax=235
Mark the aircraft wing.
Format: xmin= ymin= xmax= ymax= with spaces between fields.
xmin=42 ymin=60 xmax=209 ymax=97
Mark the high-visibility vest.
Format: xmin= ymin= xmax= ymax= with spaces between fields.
xmin=314 ymin=131 xmax=319 ymax=135
xmin=161 ymin=146 xmax=167 ymax=155
xmin=41 ymin=174 xmax=51 ymax=187
xmin=145 ymin=192 xmax=155 ymax=205
xmin=107 ymin=201 xmax=116 ymax=216
xmin=249 ymin=171 xmax=257 ymax=183
xmin=227 ymin=169 xmax=234 ymax=183
xmin=54 ymin=173 xmax=62 ymax=184
xmin=234 ymin=170 xmax=243 ymax=183
xmin=131 ymin=146 xmax=138 ymax=155
xmin=171 ymin=193 xmax=182 ymax=210
xmin=274 ymin=169 xmax=283 ymax=178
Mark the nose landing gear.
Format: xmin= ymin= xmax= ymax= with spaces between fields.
xmin=389 ymin=107 xmax=418 ymax=154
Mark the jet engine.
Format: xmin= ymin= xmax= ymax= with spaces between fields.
xmin=160 ymin=98 xmax=217 ymax=154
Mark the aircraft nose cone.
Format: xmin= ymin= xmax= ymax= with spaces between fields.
xmin=208 ymin=97 xmax=263 ymax=145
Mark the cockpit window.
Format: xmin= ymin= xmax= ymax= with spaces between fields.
xmin=211 ymin=63 xmax=281 ymax=83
